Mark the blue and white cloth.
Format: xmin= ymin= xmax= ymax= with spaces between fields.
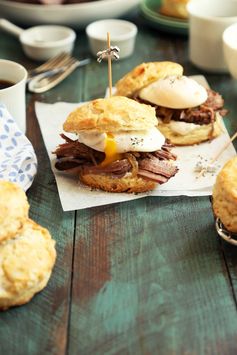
xmin=0 ymin=104 xmax=37 ymax=191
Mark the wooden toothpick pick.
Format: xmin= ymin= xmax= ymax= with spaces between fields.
xmin=196 ymin=130 xmax=237 ymax=178
xmin=96 ymin=33 xmax=120 ymax=97
xmin=210 ymin=130 xmax=237 ymax=164
xmin=107 ymin=32 xmax=112 ymax=97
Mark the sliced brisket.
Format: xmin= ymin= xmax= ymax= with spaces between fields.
xmin=137 ymin=170 xmax=168 ymax=184
xmin=82 ymin=159 xmax=132 ymax=177
xmin=54 ymin=135 xmax=178 ymax=185
xmin=138 ymin=157 xmax=178 ymax=178
xmin=135 ymin=88 xmax=228 ymax=125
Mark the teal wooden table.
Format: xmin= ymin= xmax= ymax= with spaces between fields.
xmin=0 ymin=10 xmax=237 ymax=355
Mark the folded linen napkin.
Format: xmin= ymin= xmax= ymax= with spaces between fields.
xmin=0 ymin=104 xmax=37 ymax=191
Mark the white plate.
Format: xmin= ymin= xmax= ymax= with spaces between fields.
xmin=0 ymin=0 xmax=140 ymax=28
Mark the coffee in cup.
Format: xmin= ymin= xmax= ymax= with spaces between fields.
xmin=0 ymin=60 xmax=27 ymax=133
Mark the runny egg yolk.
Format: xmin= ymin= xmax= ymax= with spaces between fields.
xmin=100 ymin=133 xmax=122 ymax=166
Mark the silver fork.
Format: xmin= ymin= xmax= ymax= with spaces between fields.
xmin=27 ymin=52 xmax=72 ymax=79
xmin=28 ymin=55 xmax=90 ymax=93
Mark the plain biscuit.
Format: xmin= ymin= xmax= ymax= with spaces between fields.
xmin=0 ymin=219 xmax=56 ymax=310
xmin=0 ymin=181 xmax=29 ymax=243
xmin=80 ymin=171 xmax=157 ymax=193
xmin=63 ymin=96 xmax=157 ymax=133
xmin=115 ymin=62 xmax=183 ymax=97
xmin=213 ymin=157 xmax=237 ymax=233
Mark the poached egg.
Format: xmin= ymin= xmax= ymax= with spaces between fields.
xmin=78 ymin=127 xmax=165 ymax=166
xmin=139 ymin=75 xmax=208 ymax=109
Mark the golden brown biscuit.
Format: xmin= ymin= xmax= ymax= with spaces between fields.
xmin=0 ymin=181 xmax=29 ymax=243
xmin=63 ymin=96 xmax=157 ymax=133
xmin=80 ymin=171 xmax=157 ymax=193
xmin=115 ymin=62 xmax=183 ymax=97
xmin=213 ymin=157 xmax=237 ymax=234
xmin=159 ymin=0 xmax=189 ymax=19
xmin=158 ymin=113 xmax=223 ymax=146
xmin=0 ymin=219 xmax=56 ymax=311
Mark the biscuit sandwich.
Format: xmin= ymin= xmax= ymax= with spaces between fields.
xmin=115 ymin=62 xmax=228 ymax=146
xmin=212 ymin=157 xmax=237 ymax=234
xmin=54 ymin=96 xmax=178 ymax=193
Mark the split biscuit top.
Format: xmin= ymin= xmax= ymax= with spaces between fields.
xmin=115 ymin=61 xmax=183 ymax=97
xmin=63 ymin=96 xmax=158 ymax=133
xmin=0 ymin=181 xmax=29 ymax=243
xmin=213 ymin=157 xmax=237 ymax=233
xmin=0 ymin=219 xmax=56 ymax=310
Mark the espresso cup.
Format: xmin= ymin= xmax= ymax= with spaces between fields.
xmin=0 ymin=60 xmax=27 ymax=133
xmin=187 ymin=0 xmax=237 ymax=73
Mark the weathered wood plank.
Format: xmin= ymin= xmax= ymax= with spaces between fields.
xmin=0 ymin=38 xmax=75 ymax=353
xmin=67 ymin=23 xmax=237 ymax=355
xmin=69 ymin=197 xmax=237 ymax=355
xmin=0 ymin=139 xmax=73 ymax=354
xmin=1 ymin=18 xmax=237 ymax=355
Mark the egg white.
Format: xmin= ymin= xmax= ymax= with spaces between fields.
xmin=139 ymin=75 xmax=208 ymax=109
xmin=78 ymin=127 xmax=165 ymax=153
xmin=168 ymin=120 xmax=202 ymax=135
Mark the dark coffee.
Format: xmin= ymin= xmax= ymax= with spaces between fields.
xmin=0 ymin=80 xmax=15 ymax=90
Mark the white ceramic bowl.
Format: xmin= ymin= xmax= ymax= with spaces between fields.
xmin=86 ymin=19 xmax=138 ymax=59
xmin=0 ymin=0 xmax=140 ymax=28
xmin=20 ymin=25 xmax=76 ymax=61
xmin=223 ymin=23 xmax=237 ymax=79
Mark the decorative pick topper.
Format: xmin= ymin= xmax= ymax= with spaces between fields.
xmin=97 ymin=32 xmax=120 ymax=97
xmin=97 ymin=46 xmax=120 ymax=63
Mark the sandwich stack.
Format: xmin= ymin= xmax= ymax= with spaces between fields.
xmin=0 ymin=180 xmax=56 ymax=311
xmin=115 ymin=61 xmax=228 ymax=146
xmin=54 ymin=96 xmax=178 ymax=193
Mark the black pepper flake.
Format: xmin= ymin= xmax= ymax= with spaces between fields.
xmin=131 ymin=137 xmax=144 ymax=147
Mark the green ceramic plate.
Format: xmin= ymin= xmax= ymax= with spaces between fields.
xmin=140 ymin=0 xmax=188 ymax=36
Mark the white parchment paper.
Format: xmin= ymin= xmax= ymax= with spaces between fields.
xmin=35 ymin=76 xmax=236 ymax=211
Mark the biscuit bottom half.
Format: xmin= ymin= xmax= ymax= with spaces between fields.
xmin=80 ymin=172 xmax=157 ymax=193
xmin=157 ymin=114 xmax=223 ymax=146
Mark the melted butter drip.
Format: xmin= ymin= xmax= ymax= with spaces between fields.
xmin=100 ymin=133 xmax=122 ymax=166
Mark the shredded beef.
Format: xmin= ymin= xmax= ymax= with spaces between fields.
xmin=137 ymin=170 xmax=168 ymax=184
xmin=135 ymin=88 xmax=228 ymax=125
xmin=54 ymin=135 xmax=178 ymax=185
xmin=138 ymin=157 xmax=178 ymax=178
xmin=55 ymin=157 xmax=85 ymax=171
xmin=54 ymin=133 xmax=105 ymax=165
xmin=82 ymin=159 xmax=132 ymax=177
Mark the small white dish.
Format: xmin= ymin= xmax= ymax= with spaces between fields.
xmin=0 ymin=19 xmax=76 ymax=61
xmin=86 ymin=19 xmax=138 ymax=59
xmin=223 ymin=23 xmax=237 ymax=80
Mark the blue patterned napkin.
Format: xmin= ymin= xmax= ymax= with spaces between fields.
xmin=0 ymin=104 xmax=37 ymax=191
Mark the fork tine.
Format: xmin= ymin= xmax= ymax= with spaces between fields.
xmin=51 ymin=55 xmax=76 ymax=69
xmin=28 ymin=52 xmax=71 ymax=77
xmin=39 ymin=57 xmax=78 ymax=85
xmin=28 ymin=56 xmax=90 ymax=93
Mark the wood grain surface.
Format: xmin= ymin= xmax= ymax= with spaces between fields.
xmin=0 ymin=12 xmax=237 ymax=355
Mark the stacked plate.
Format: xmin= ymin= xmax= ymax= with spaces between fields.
xmin=0 ymin=0 xmax=140 ymax=27
xmin=140 ymin=0 xmax=188 ymax=36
